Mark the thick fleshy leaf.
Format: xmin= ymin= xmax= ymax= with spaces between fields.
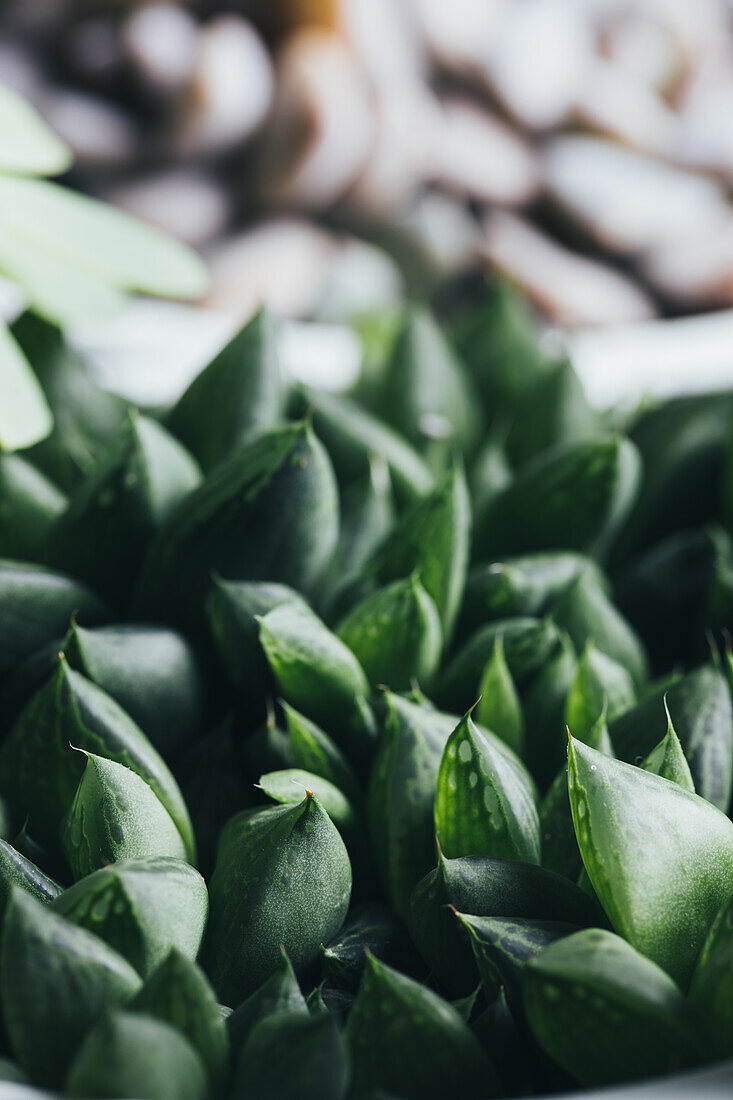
xmin=456 ymin=912 xmax=578 ymax=1013
xmin=505 ymin=357 xmax=598 ymax=468
xmin=1 ymin=890 xmax=141 ymax=1087
xmin=65 ymin=1011 xmax=208 ymax=1100
xmin=0 ymin=84 xmax=72 ymax=175
xmin=234 ymin=1009 xmax=349 ymax=1100
xmin=367 ymin=465 xmax=471 ymax=643
xmin=320 ymin=902 xmax=416 ymax=993
xmin=525 ymin=929 xmax=703 ymax=1087
xmin=522 ymin=633 xmax=577 ymax=792
xmin=53 ymin=857 xmax=207 ymax=979
xmin=438 ymin=617 xmax=564 ymax=714
xmin=258 ymin=768 xmax=358 ymax=852
xmin=12 ymin=312 xmax=129 ymax=492
xmin=567 ymin=737 xmax=733 ymax=987
xmin=408 ymin=851 xmax=604 ymax=996
xmin=367 ymin=693 xmax=453 ymax=916
xmin=564 ymin=643 xmax=635 ymax=741
xmin=689 ymin=894 xmax=733 ymax=1058
xmin=63 ymin=622 xmax=205 ymax=759
xmin=327 ymin=455 xmax=394 ymax=595
xmin=375 ymin=305 xmax=480 ymax=450
xmin=168 ymin=307 xmax=285 ymax=471
xmin=475 ymin=437 xmax=641 ymax=562
xmin=226 ymin=949 xmax=307 ymax=1050
xmin=336 ymin=575 xmax=442 ymax=691
xmin=0 ymin=175 xmax=208 ymax=299
xmin=132 ymin=949 xmax=228 ymax=1085
xmin=434 ymin=711 xmax=540 ymax=864
xmin=610 ymin=664 xmax=732 ymax=811
xmin=469 ymin=436 xmax=512 ymax=519
xmin=48 ymin=412 xmax=201 ymax=608
xmin=0 ymin=320 xmax=52 ymax=452
xmin=307 ymin=390 xmax=433 ymax=503
xmin=0 ymin=839 xmax=59 ymax=923
xmin=259 ymin=603 xmax=376 ymax=766
xmin=0 ymin=660 xmax=194 ymax=860
xmin=0 ymin=454 xmax=65 ymax=560
xmin=640 ymin=704 xmax=695 ymax=791
xmin=549 ymin=569 xmax=648 ymax=687
xmin=459 ymin=552 xmax=602 ymax=638
xmin=136 ymin=422 xmax=338 ymax=631
xmin=204 ymin=794 xmax=351 ymax=1005
xmin=475 ymin=637 xmax=524 ymax=757
xmin=0 ymin=560 xmax=105 ymax=679
xmin=62 ymin=753 xmax=189 ymax=879
xmin=345 ymin=956 xmax=501 ymax=1100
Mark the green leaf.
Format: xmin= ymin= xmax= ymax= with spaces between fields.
xmin=610 ymin=664 xmax=732 ymax=811
xmin=234 ymin=1009 xmax=349 ymax=1100
xmin=259 ymin=602 xmax=376 ymax=766
xmin=469 ymin=435 xmax=512 ymax=519
xmin=408 ymin=851 xmax=604 ymax=997
xmin=549 ymin=569 xmax=648 ymax=687
xmin=475 ymin=637 xmax=524 ymax=757
xmin=0 ymin=659 xmax=195 ymax=861
xmin=522 ymin=633 xmax=578 ymax=792
xmin=525 ymin=929 xmax=703 ymax=1087
xmin=689 ymin=893 xmax=733 ymax=1058
xmin=136 ymin=421 xmax=339 ymax=631
xmin=49 ymin=412 xmax=201 ymax=608
xmin=475 ymin=437 xmax=641 ymax=562
xmin=53 ymin=857 xmax=207 ymax=980
xmin=307 ymin=390 xmax=433 ymax=503
xmin=320 ymin=901 xmax=414 ymax=994
xmin=504 ymin=356 xmax=598 ymax=467
xmin=564 ymin=642 xmax=635 ymax=741
xmin=1 ymin=890 xmax=141 ymax=1087
xmin=327 ymin=455 xmax=394 ymax=595
xmin=0 ymin=453 xmax=65 ymax=560
xmin=0 ymin=175 xmax=208 ymax=299
xmin=226 ymin=949 xmax=307 ymax=1049
xmin=132 ymin=948 xmax=228 ymax=1086
xmin=336 ymin=575 xmax=442 ymax=691
xmin=0 ymin=320 xmax=52 ymax=452
xmin=62 ymin=753 xmax=189 ymax=879
xmin=459 ymin=551 xmax=603 ymax=638
xmin=434 ymin=711 xmax=540 ymax=864
xmin=204 ymin=794 xmax=351 ymax=1005
xmin=567 ymin=737 xmax=733 ymax=987
xmin=278 ymin=702 xmax=362 ymax=808
xmin=0 ymin=84 xmax=72 ymax=175
xmin=375 ymin=305 xmax=480 ymax=450
xmin=258 ymin=768 xmax=358 ymax=851
xmin=0 ymin=559 xmax=105 ymax=678
xmin=367 ymin=693 xmax=452 ymax=916
xmin=168 ymin=307 xmax=285 ymax=471
xmin=456 ymin=912 xmax=578 ymax=1013
xmin=63 ymin=622 xmax=205 ymax=760
xmin=65 ymin=1011 xmax=208 ymax=1100
xmin=438 ymin=616 xmax=564 ymax=714
xmin=0 ymin=839 xmax=60 ymax=923
xmin=640 ymin=702 xmax=695 ymax=791
xmin=12 ymin=312 xmax=129 ymax=492
xmin=345 ymin=955 xmax=500 ymax=1100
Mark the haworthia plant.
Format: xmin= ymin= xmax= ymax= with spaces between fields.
xmin=474 ymin=637 xmax=525 ymax=757
xmin=0 ymin=453 xmax=66 ymax=561
xmin=233 ymin=1009 xmax=350 ymax=1100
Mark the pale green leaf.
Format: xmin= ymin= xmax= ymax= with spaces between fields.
xmin=0 ymin=85 xmax=72 ymax=176
xmin=0 ymin=320 xmax=52 ymax=451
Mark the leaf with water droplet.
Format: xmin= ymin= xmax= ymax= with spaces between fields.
xmin=525 ymin=928 xmax=703 ymax=1087
xmin=568 ymin=737 xmax=733 ymax=987
xmin=408 ymin=851 xmax=604 ymax=997
xmin=435 ymin=711 xmax=540 ymax=864
xmin=136 ymin=421 xmax=339 ymax=631
xmin=65 ymin=1011 xmax=207 ymax=1100
xmin=132 ymin=948 xmax=228 ymax=1086
xmin=204 ymin=794 xmax=351 ymax=1006
xmin=475 ymin=637 xmax=524 ymax=757
xmin=53 ymin=857 xmax=207 ymax=980
xmin=367 ymin=693 xmax=452 ymax=916
xmin=48 ymin=412 xmax=201 ymax=609
xmin=345 ymin=955 xmax=501 ymax=1100
xmin=336 ymin=575 xmax=442 ymax=691
xmin=1 ymin=890 xmax=141 ymax=1087
xmin=640 ymin=702 xmax=695 ymax=791
xmin=168 ymin=307 xmax=285 ymax=471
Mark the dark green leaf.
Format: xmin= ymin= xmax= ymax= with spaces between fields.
xmin=475 ymin=637 xmax=524 ymax=757
xmin=522 ymin=633 xmax=578 ymax=792
xmin=0 ymin=839 xmax=60 ymax=923
xmin=564 ymin=642 xmax=635 ymax=741
xmin=226 ymin=949 xmax=306 ymax=1049
xmin=234 ymin=1009 xmax=349 ymax=1100
xmin=640 ymin=703 xmax=695 ymax=790
xmin=504 ymin=357 xmax=598 ymax=468
xmin=0 ymin=454 xmax=65 ymax=560
xmin=258 ymin=768 xmax=359 ymax=853
xmin=320 ymin=902 xmax=416 ymax=993
xmin=689 ymin=894 xmax=733 ymax=1058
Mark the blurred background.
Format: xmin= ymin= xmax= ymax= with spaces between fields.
xmin=3 ymin=0 xmax=733 ymax=402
